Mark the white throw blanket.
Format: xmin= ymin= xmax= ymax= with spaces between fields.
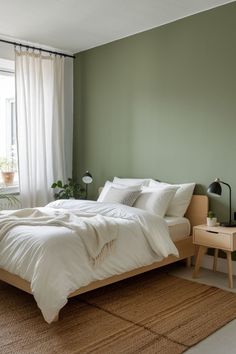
xmin=0 ymin=208 xmax=118 ymax=266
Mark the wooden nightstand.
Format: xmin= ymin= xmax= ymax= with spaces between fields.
xmin=193 ymin=225 xmax=236 ymax=288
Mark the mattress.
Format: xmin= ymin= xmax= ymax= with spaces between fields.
xmin=164 ymin=216 xmax=191 ymax=242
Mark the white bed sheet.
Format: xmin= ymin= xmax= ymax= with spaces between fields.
xmin=165 ymin=216 xmax=191 ymax=242
xmin=0 ymin=200 xmax=178 ymax=323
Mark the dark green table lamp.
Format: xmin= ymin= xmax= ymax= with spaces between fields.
xmin=207 ymin=178 xmax=235 ymax=227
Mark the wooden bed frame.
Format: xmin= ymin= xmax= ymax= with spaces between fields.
xmin=0 ymin=195 xmax=208 ymax=318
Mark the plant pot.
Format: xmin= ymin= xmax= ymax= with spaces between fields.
xmin=1 ymin=171 xmax=15 ymax=186
xmin=207 ymin=217 xmax=217 ymax=227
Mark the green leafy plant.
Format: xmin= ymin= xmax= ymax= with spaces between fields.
xmin=0 ymin=189 xmax=19 ymax=210
xmin=51 ymin=178 xmax=85 ymax=200
xmin=0 ymin=157 xmax=17 ymax=172
xmin=208 ymin=211 xmax=215 ymax=219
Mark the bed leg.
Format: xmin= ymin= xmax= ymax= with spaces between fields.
xmin=186 ymin=257 xmax=191 ymax=267
xmin=52 ymin=314 xmax=59 ymax=322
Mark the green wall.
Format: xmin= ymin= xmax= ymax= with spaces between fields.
xmin=74 ymin=2 xmax=236 ymax=223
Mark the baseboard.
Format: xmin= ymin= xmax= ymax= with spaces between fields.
xmin=201 ymin=254 xmax=236 ymax=276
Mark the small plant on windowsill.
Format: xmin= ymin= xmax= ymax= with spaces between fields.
xmin=0 ymin=156 xmax=17 ymax=186
xmin=51 ymin=178 xmax=86 ymax=200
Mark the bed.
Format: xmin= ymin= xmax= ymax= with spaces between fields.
xmin=0 ymin=194 xmax=208 ymax=323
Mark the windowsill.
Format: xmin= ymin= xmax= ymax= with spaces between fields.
xmin=0 ymin=185 xmax=20 ymax=195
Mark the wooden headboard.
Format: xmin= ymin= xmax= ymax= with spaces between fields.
xmin=185 ymin=195 xmax=208 ymax=228
xmin=98 ymin=187 xmax=208 ymax=228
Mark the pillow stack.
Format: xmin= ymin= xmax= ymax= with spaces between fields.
xmin=97 ymin=177 xmax=195 ymax=218
xmin=133 ymin=185 xmax=178 ymax=217
xmin=148 ymin=180 xmax=195 ymax=217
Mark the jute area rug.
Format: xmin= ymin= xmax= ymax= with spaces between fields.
xmin=1 ymin=270 xmax=236 ymax=354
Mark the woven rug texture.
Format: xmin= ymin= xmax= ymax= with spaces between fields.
xmin=1 ymin=270 xmax=236 ymax=354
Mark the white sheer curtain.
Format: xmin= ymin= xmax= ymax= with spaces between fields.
xmin=15 ymin=50 xmax=66 ymax=207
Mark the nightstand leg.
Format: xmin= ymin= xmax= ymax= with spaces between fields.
xmin=186 ymin=257 xmax=191 ymax=267
xmin=194 ymin=245 xmax=199 ymax=263
xmin=226 ymin=251 xmax=233 ymax=289
xmin=213 ymin=249 xmax=218 ymax=272
xmin=193 ymin=246 xmax=207 ymax=278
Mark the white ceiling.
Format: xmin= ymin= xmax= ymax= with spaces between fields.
xmin=0 ymin=0 xmax=234 ymax=54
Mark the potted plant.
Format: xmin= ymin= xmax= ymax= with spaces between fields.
xmin=207 ymin=211 xmax=217 ymax=227
xmin=0 ymin=157 xmax=17 ymax=186
xmin=51 ymin=178 xmax=85 ymax=200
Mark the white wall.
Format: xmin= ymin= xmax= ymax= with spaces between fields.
xmin=0 ymin=42 xmax=74 ymax=180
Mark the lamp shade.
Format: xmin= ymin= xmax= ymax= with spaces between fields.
xmin=207 ymin=181 xmax=222 ymax=196
xmin=82 ymin=171 xmax=93 ymax=184
xmin=207 ymin=178 xmax=235 ymax=227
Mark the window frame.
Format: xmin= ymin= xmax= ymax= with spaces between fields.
xmin=0 ymin=59 xmax=19 ymax=193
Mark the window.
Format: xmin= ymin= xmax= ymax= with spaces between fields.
xmin=0 ymin=58 xmax=18 ymax=189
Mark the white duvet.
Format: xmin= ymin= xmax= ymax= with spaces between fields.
xmin=0 ymin=200 xmax=178 ymax=323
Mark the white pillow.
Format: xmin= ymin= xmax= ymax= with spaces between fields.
xmin=101 ymin=187 xmax=140 ymax=206
xmin=97 ymin=181 xmax=142 ymax=202
xmin=149 ymin=180 xmax=195 ymax=217
xmin=133 ymin=186 xmax=178 ymax=217
xmin=113 ymin=177 xmax=150 ymax=187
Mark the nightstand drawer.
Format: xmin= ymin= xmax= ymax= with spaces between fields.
xmin=194 ymin=229 xmax=232 ymax=250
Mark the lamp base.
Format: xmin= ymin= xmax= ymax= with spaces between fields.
xmin=220 ymin=221 xmax=236 ymax=227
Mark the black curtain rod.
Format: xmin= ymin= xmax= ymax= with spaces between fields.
xmin=0 ymin=38 xmax=75 ymax=59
